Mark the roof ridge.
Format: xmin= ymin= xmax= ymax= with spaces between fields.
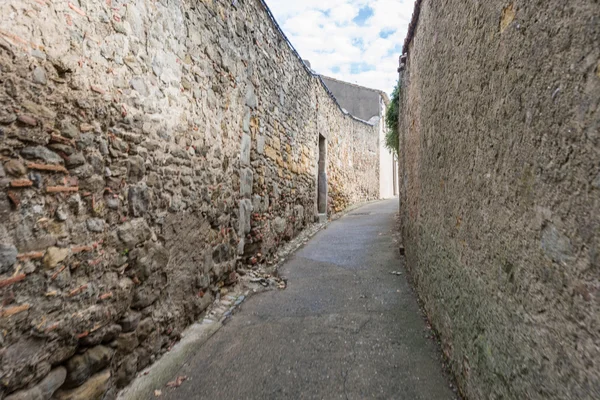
xmin=320 ymin=74 xmax=388 ymax=97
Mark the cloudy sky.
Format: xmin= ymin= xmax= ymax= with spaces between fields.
xmin=264 ymin=0 xmax=416 ymax=95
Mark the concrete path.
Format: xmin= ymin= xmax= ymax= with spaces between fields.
xmin=160 ymin=199 xmax=456 ymax=399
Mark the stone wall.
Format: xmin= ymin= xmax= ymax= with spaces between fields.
xmin=398 ymin=1 xmax=600 ymax=399
xmin=0 ymin=0 xmax=379 ymax=398
xmin=319 ymin=76 xmax=397 ymax=200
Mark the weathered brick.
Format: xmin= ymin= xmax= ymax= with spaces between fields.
xmin=0 ymin=303 xmax=30 ymax=318
xmin=10 ymin=179 xmax=33 ymax=188
xmin=67 ymin=284 xmax=88 ymax=297
xmin=17 ymin=251 xmax=44 ymax=260
xmin=46 ymin=186 xmax=79 ymax=193
xmin=0 ymin=273 xmax=26 ymax=288
xmin=17 ymin=114 xmax=37 ymax=126
xmin=26 ymin=162 xmax=69 ymax=173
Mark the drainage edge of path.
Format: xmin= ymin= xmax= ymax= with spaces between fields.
xmin=117 ymin=199 xmax=383 ymax=400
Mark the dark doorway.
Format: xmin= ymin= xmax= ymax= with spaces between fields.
xmin=317 ymin=135 xmax=327 ymax=215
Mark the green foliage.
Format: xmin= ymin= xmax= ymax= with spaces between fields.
xmin=385 ymin=81 xmax=400 ymax=156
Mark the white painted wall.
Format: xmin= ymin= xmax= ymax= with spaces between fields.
xmin=378 ymin=97 xmax=398 ymax=199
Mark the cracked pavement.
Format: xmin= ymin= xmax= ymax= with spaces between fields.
xmin=160 ymin=199 xmax=456 ymax=399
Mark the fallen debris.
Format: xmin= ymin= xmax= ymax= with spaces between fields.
xmin=166 ymin=375 xmax=188 ymax=388
xmin=240 ymin=268 xmax=286 ymax=290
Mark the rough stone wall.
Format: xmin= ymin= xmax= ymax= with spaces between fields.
xmin=398 ymin=1 xmax=600 ymax=399
xmin=0 ymin=0 xmax=379 ymax=398
xmin=319 ymin=76 xmax=396 ymax=200
xmin=314 ymin=86 xmax=379 ymax=213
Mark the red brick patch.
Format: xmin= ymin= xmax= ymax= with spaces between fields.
xmin=45 ymin=322 xmax=60 ymax=332
xmin=91 ymin=85 xmax=106 ymax=94
xmin=79 ymin=123 xmax=94 ymax=132
xmin=68 ymin=2 xmax=86 ymax=17
xmin=99 ymin=292 xmax=113 ymax=301
xmin=46 ymin=186 xmax=79 ymax=193
xmin=10 ymin=179 xmax=33 ymax=188
xmin=76 ymin=330 xmax=89 ymax=339
xmin=17 ymin=114 xmax=37 ymax=126
xmin=67 ymin=284 xmax=88 ymax=297
xmin=17 ymin=251 xmax=44 ymax=260
xmin=87 ymin=258 xmax=102 ymax=266
xmin=7 ymin=191 xmax=20 ymax=207
xmin=0 ymin=274 xmax=26 ymax=288
xmin=0 ymin=304 xmax=30 ymax=318
xmin=50 ymin=265 xmax=67 ymax=281
xmin=71 ymin=245 xmax=93 ymax=254
xmin=49 ymin=135 xmax=75 ymax=147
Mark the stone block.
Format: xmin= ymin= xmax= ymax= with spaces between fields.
xmin=117 ymin=219 xmax=151 ymax=249
xmin=54 ymin=370 xmax=111 ymax=400
xmin=21 ymin=147 xmax=63 ymax=165
xmin=136 ymin=318 xmax=155 ymax=340
xmin=240 ymin=168 xmax=253 ymax=198
xmin=242 ymin=111 xmax=251 ymax=133
xmin=86 ymin=218 xmax=105 ymax=233
xmin=115 ymin=353 xmax=138 ymax=388
xmin=128 ymin=184 xmax=149 ymax=217
xmin=80 ymin=325 xmax=122 ymax=347
xmin=240 ymin=134 xmax=251 ymax=165
xmin=5 ymin=367 xmax=66 ymax=400
xmin=0 ymin=243 xmax=17 ymax=274
xmin=43 ymin=247 xmax=69 ymax=269
xmin=264 ymin=145 xmax=277 ymax=161
xmin=131 ymin=286 xmax=159 ymax=309
xmin=117 ymin=332 xmax=139 ymax=354
xmin=66 ymin=153 xmax=86 ymax=168
xmin=32 ymin=67 xmax=47 ymax=85
xmin=238 ymin=199 xmax=253 ymax=236
xmin=120 ymin=311 xmax=142 ymax=333
xmin=245 ymin=86 xmax=257 ymax=108
xmin=257 ymin=135 xmax=265 ymax=154
xmin=4 ymin=160 xmax=27 ymax=177
xmin=64 ymin=346 xmax=113 ymax=388
xmin=540 ymin=224 xmax=574 ymax=265
xmin=127 ymin=156 xmax=146 ymax=183
xmin=273 ymin=217 xmax=287 ymax=235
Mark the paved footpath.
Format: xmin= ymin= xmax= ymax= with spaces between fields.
xmin=161 ymin=199 xmax=456 ymax=399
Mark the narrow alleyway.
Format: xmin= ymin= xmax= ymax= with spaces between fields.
xmin=160 ymin=200 xmax=455 ymax=399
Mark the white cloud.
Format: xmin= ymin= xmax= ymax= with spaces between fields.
xmin=264 ymin=0 xmax=415 ymax=94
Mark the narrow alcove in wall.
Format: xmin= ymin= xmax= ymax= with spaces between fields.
xmin=317 ymin=134 xmax=327 ymax=215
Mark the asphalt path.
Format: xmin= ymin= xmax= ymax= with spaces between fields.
xmin=161 ymin=199 xmax=456 ymax=400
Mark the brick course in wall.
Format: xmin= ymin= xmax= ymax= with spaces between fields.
xmin=0 ymin=0 xmax=380 ymax=398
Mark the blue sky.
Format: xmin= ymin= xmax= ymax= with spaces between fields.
xmin=265 ymin=0 xmax=416 ymax=95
